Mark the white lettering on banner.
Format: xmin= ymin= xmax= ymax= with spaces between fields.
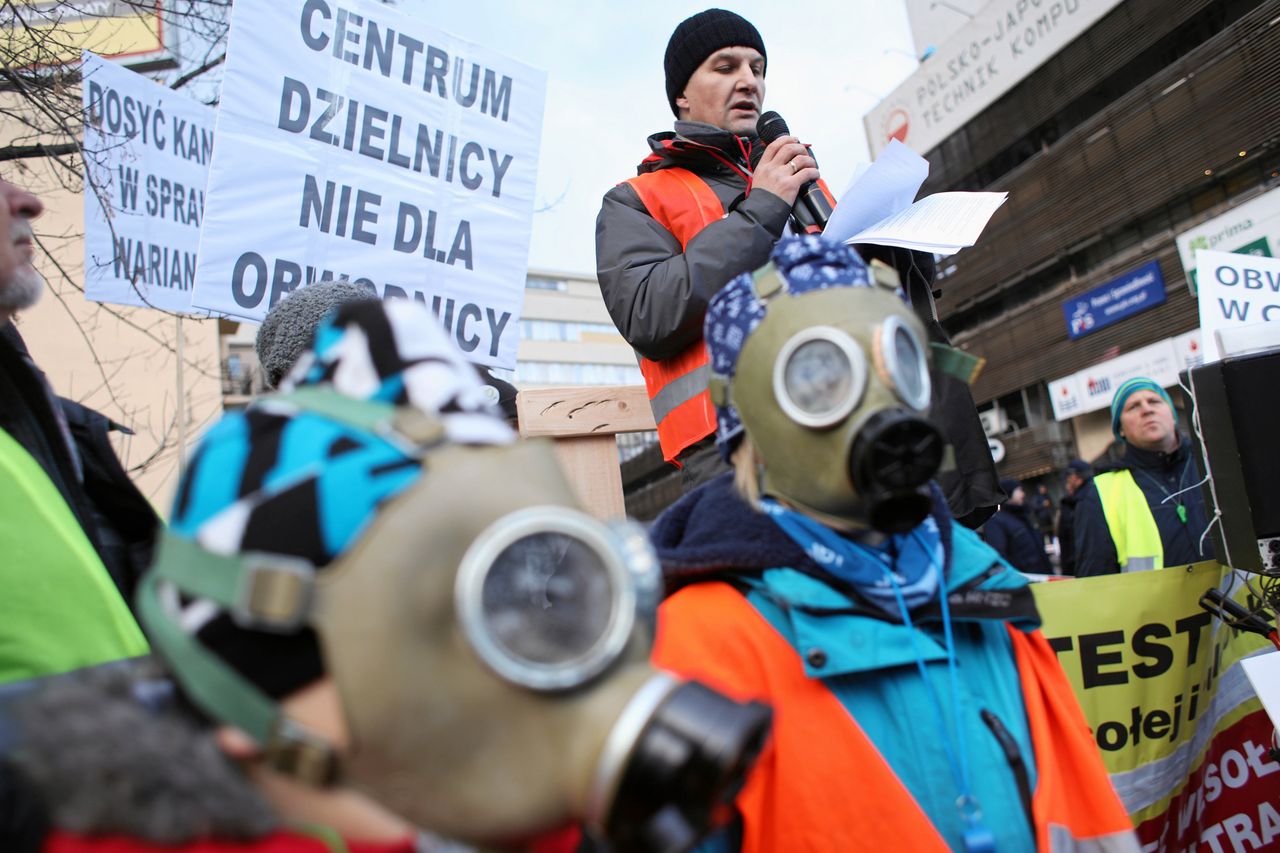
xmin=190 ymin=0 xmax=546 ymax=368
xmin=1195 ymin=250 xmax=1280 ymax=363
xmin=864 ymin=0 xmax=1124 ymax=156
xmin=81 ymin=52 xmax=216 ymax=312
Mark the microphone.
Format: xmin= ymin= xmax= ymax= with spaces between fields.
xmin=754 ymin=111 xmax=833 ymax=234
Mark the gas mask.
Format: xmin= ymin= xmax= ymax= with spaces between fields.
xmin=713 ymin=264 xmax=945 ymax=533
xmin=139 ymin=397 xmax=769 ymax=853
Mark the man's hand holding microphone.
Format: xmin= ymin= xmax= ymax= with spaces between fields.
xmin=749 ymin=111 xmax=834 ymax=234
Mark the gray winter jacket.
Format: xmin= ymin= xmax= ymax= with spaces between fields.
xmin=595 ymin=121 xmax=792 ymax=362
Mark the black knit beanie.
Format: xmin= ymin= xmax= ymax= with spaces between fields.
xmin=664 ymin=9 xmax=766 ymax=117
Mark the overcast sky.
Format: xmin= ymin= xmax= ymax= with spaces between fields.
xmin=390 ymin=0 xmax=921 ymax=276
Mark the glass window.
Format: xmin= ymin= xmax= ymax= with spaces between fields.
xmin=526 ymin=276 xmax=567 ymax=291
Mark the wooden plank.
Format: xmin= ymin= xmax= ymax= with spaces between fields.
xmin=549 ymin=434 xmax=627 ymax=520
xmin=516 ymin=385 xmax=655 ymax=438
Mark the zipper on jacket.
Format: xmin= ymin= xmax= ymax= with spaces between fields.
xmin=980 ymin=708 xmax=1035 ymax=836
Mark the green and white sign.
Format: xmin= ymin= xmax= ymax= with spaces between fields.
xmin=1177 ymin=187 xmax=1280 ymax=294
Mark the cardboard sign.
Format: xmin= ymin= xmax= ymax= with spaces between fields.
xmin=191 ymin=0 xmax=546 ymax=368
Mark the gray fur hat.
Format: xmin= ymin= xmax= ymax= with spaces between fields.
xmin=254 ymin=279 xmax=378 ymax=388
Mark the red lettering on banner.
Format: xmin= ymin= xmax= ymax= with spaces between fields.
xmin=1136 ymin=710 xmax=1279 ymax=851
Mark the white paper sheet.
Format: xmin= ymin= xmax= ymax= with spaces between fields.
xmin=823 ymin=139 xmax=929 ymax=244
xmin=1241 ymin=651 xmax=1280 ymax=734
xmin=846 ymin=192 xmax=1009 ymax=256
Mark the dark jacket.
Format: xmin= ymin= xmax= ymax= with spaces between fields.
xmin=1057 ymin=485 xmax=1087 ymax=576
xmin=1073 ymin=437 xmax=1212 ymax=577
xmin=981 ymin=503 xmax=1051 ymax=574
xmin=0 ymin=324 xmax=158 ymax=603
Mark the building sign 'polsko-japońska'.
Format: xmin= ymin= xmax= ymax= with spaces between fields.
xmin=82 ymin=52 xmax=214 ymax=313
xmin=1062 ymin=260 xmax=1165 ymax=340
xmin=863 ymin=0 xmax=1124 ymax=157
xmin=191 ymin=0 xmax=546 ymax=369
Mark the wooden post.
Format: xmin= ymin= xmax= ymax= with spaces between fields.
xmin=515 ymin=385 xmax=656 ymax=520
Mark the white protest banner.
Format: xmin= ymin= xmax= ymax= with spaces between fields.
xmin=1195 ymin=250 xmax=1280 ymax=363
xmin=82 ymin=52 xmax=214 ymax=313
xmin=191 ymin=0 xmax=546 ymax=368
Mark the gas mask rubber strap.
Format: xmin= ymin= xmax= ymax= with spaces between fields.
xmin=137 ymin=539 xmax=340 ymax=786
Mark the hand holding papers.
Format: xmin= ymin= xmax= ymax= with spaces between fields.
xmin=823 ymin=140 xmax=1007 ymax=257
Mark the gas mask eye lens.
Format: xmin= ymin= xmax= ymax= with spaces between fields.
xmin=482 ymin=532 xmax=612 ymax=664
xmin=458 ymin=509 xmax=637 ymax=691
xmin=879 ymin=317 xmax=932 ymax=411
xmin=774 ymin=327 xmax=866 ymax=428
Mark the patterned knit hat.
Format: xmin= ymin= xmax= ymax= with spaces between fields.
xmin=705 ymin=235 xmax=876 ymax=461
xmin=665 ymin=9 xmax=766 ymax=117
xmin=255 ymin=278 xmax=379 ymax=389
xmin=167 ymin=299 xmax=513 ymax=699
xmin=1109 ymin=377 xmax=1175 ymax=441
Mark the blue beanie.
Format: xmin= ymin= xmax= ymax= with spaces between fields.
xmin=705 ymin=235 xmax=877 ymax=461
xmin=1110 ymin=377 xmax=1175 ymax=441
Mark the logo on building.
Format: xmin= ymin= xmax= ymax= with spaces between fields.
xmin=883 ymin=107 xmax=910 ymax=146
xmin=1086 ymin=376 xmax=1112 ymax=397
xmin=1069 ymin=301 xmax=1095 ymax=335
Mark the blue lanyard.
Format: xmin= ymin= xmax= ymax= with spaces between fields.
xmin=759 ymin=499 xmax=940 ymax=616
xmin=883 ymin=544 xmax=996 ymax=853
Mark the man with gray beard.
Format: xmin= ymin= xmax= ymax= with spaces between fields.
xmin=0 ymin=177 xmax=154 ymax=685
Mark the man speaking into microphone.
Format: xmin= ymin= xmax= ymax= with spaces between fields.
xmin=596 ymin=9 xmax=1001 ymax=523
xmin=596 ymin=8 xmax=824 ymax=491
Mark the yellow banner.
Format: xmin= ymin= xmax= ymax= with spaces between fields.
xmin=1035 ymin=564 xmax=1278 ymax=849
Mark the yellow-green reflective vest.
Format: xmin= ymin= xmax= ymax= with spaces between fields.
xmin=1094 ymin=469 xmax=1164 ymax=573
xmin=0 ymin=428 xmax=148 ymax=683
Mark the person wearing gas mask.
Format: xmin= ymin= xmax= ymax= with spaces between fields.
xmin=7 ymin=299 xmax=770 ymax=853
xmin=596 ymin=10 xmax=1001 ymax=522
xmin=649 ymin=236 xmax=1136 ymax=852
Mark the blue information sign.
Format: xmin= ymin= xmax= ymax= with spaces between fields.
xmin=1063 ymin=260 xmax=1166 ymax=340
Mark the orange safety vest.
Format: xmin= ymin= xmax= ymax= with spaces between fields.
xmin=653 ymin=582 xmax=1136 ymax=852
xmin=623 ymin=168 xmax=723 ymax=464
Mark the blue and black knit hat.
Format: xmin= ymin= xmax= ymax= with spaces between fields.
xmin=704 ymin=235 xmax=879 ymax=461
xmin=165 ymin=299 xmax=513 ymax=699
xmin=1110 ymin=377 xmax=1175 ymax=441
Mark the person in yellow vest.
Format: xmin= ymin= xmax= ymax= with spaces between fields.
xmin=595 ymin=10 xmax=1003 ymax=524
xmin=651 ymin=236 xmax=1137 ymax=852
xmin=0 ymin=177 xmax=150 ymax=684
xmin=1074 ymin=377 xmax=1214 ymax=576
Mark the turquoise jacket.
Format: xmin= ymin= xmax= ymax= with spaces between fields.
xmin=653 ymin=474 xmax=1042 ymax=852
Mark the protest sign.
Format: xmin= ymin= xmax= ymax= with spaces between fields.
xmin=1195 ymin=250 xmax=1280 ymax=363
xmin=82 ymin=52 xmax=214 ymax=312
xmin=1035 ymin=564 xmax=1276 ymax=851
xmin=191 ymin=0 xmax=546 ymax=368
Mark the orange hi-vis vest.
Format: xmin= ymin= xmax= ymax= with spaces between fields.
xmin=623 ymin=168 xmax=724 ymax=464
xmin=653 ymin=582 xmax=1137 ymax=852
